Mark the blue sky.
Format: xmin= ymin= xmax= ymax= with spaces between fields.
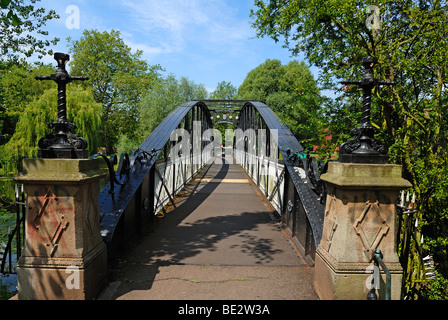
xmin=35 ymin=0 xmax=325 ymax=95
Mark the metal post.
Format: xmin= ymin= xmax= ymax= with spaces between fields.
xmin=339 ymin=56 xmax=393 ymax=164
xmin=35 ymin=52 xmax=89 ymax=159
xmin=15 ymin=184 xmax=21 ymax=260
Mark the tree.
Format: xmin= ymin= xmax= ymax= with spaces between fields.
xmin=209 ymin=81 xmax=238 ymax=100
xmin=209 ymin=81 xmax=238 ymax=145
xmin=238 ymin=59 xmax=323 ymax=150
xmin=68 ymin=29 xmax=162 ymax=153
xmin=1 ymin=0 xmax=60 ymax=149
xmin=116 ymin=74 xmax=208 ymax=154
xmin=1 ymin=85 xmax=102 ymax=158
xmin=0 ymin=0 xmax=59 ymax=62
xmin=250 ymin=0 xmax=448 ymax=297
xmin=0 ymin=62 xmax=55 ymax=139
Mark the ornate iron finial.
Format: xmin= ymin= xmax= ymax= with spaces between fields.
xmin=35 ymin=52 xmax=90 ymax=159
xmin=339 ymin=56 xmax=393 ymax=164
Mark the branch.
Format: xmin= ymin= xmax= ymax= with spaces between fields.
xmin=391 ymin=87 xmax=427 ymax=132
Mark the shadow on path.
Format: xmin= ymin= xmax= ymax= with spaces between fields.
xmin=99 ymin=158 xmax=315 ymax=300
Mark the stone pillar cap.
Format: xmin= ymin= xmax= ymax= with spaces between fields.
xmin=321 ymin=161 xmax=412 ymax=188
xmin=14 ymin=158 xmax=105 ymax=184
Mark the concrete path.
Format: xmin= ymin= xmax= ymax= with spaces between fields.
xmin=98 ymin=157 xmax=318 ymax=300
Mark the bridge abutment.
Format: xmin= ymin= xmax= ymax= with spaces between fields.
xmin=314 ymin=162 xmax=411 ymax=300
xmin=14 ymin=158 xmax=107 ymax=300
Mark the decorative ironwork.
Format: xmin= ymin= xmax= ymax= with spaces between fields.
xmin=35 ymin=52 xmax=89 ymax=159
xmin=287 ymin=150 xmax=327 ymax=204
xmin=199 ymin=99 xmax=244 ymax=126
xmin=339 ymin=56 xmax=393 ymax=164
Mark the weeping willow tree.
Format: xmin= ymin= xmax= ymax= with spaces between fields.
xmin=1 ymin=85 xmax=102 ymax=159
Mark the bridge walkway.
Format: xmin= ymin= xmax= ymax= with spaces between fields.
xmin=98 ymin=156 xmax=318 ymax=300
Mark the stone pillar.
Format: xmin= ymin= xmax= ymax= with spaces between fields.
xmin=14 ymin=158 xmax=107 ymax=300
xmin=314 ymin=162 xmax=411 ymax=300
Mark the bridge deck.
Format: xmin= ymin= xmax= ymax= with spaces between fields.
xmin=99 ymin=156 xmax=318 ymax=300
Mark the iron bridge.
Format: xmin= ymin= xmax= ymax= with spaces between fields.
xmin=94 ymin=100 xmax=326 ymax=264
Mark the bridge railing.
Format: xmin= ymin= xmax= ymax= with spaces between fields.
xmin=234 ymin=137 xmax=285 ymax=215
xmin=96 ymin=101 xmax=214 ymax=259
xmin=235 ymin=101 xmax=326 ymax=265
xmin=0 ymin=184 xmax=25 ymax=276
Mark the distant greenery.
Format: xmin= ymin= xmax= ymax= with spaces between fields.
xmin=1 ymin=84 xmax=102 ymax=158
xmin=68 ymin=29 xmax=163 ymax=154
xmin=117 ymin=74 xmax=209 ymax=154
xmin=209 ymin=81 xmax=238 ymax=100
xmin=0 ymin=0 xmax=59 ymax=62
xmin=0 ymin=62 xmax=55 ymax=146
xmin=238 ymin=59 xmax=324 ymax=151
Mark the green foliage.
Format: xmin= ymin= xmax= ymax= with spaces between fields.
xmin=1 ymin=85 xmax=102 ymax=157
xmin=419 ymin=270 xmax=448 ymax=300
xmin=0 ymin=0 xmax=59 ymax=62
xmin=117 ymin=74 xmax=208 ymax=154
xmin=209 ymin=81 xmax=238 ymax=100
xmin=238 ymin=59 xmax=323 ymax=150
xmin=68 ymin=29 xmax=162 ymax=153
xmin=0 ymin=62 xmax=54 ymax=145
xmin=0 ymin=206 xmax=14 ymax=244
xmin=251 ymin=0 xmax=448 ymax=299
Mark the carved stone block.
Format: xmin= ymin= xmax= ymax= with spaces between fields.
xmin=14 ymin=159 xmax=107 ymax=300
xmin=314 ymin=162 xmax=411 ymax=300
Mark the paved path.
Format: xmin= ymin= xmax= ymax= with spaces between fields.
xmin=98 ymin=157 xmax=318 ymax=300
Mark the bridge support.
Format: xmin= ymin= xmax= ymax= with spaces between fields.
xmin=314 ymin=162 xmax=411 ymax=300
xmin=14 ymin=158 xmax=107 ymax=300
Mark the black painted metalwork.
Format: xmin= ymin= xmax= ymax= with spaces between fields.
xmin=340 ymin=56 xmax=393 ymax=164
xmin=235 ymin=101 xmax=325 ymax=264
xmin=0 ymin=184 xmax=25 ymax=275
xmin=95 ymin=99 xmax=325 ymax=263
xmin=200 ymin=99 xmax=244 ymax=126
xmin=97 ymin=101 xmax=213 ymax=258
xmin=35 ymin=52 xmax=89 ymax=159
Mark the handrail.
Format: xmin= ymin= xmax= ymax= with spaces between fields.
xmin=367 ymin=249 xmax=391 ymax=300
xmin=0 ymin=217 xmax=24 ymax=274
xmin=0 ymin=184 xmax=25 ymax=275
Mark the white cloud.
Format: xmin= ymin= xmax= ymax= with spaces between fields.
xmin=119 ymin=0 xmax=253 ymax=59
